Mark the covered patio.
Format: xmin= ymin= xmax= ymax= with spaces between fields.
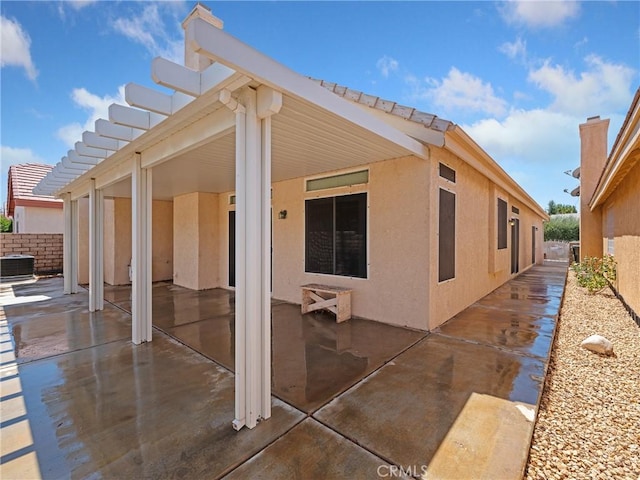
xmin=1 ymin=261 xmax=567 ymax=478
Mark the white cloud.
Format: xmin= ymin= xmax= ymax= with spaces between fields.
xmin=1 ymin=145 xmax=47 ymax=166
xmin=528 ymin=55 xmax=635 ymax=117
xmin=464 ymin=109 xmax=579 ymax=164
xmin=0 ymin=15 xmax=38 ymax=81
xmin=56 ymin=86 xmax=126 ymax=148
xmin=112 ymin=3 xmax=184 ymax=63
xmin=499 ymin=0 xmax=580 ymax=28
xmin=67 ymin=0 xmax=98 ymax=11
xmin=499 ymin=37 xmax=527 ymax=62
xmin=376 ymin=55 xmax=399 ymax=78
xmin=409 ymin=68 xmax=508 ymax=117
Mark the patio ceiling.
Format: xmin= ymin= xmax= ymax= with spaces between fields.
xmin=100 ymin=91 xmax=415 ymax=201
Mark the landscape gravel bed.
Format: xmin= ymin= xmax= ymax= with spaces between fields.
xmin=525 ymin=270 xmax=640 ymax=479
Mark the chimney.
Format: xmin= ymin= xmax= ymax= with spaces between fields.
xmin=578 ymin=115 xmax=609 ymax=258
xmin=182 ymin=3 xmax=223 ymax=72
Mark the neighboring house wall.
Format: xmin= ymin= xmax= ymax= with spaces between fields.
xmin=600 ymin=160 xmax=640 ymax=315
xmin=0 ymin=233 xmax=63 ymax=274
xmin=13 ymin=205 xmax=64 ymax=234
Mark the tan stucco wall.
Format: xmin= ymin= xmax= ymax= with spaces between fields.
xmin=212 ymin=153 xmax=545 ymax=331
xmin=79 ymin=197 xmax=173 ymax=286
xmin=153 ymin=200 xmax=174 ymax=282
xmin=102 ymin=198 xmax=173 ymax=285
xmin=173 ymin=192 xmax=219 ymax=290
xmin=601 ymin=160 xmax=640 ymax=315
xmin=13 ymin=206 xmax=63 ymax=234
xmin=264 ymin=155 xmax=432 ymax=330
xmin=427 ymin=147 xmax=544 ymax=329
xmin=580 ymin=118 xmax=609 ymax=258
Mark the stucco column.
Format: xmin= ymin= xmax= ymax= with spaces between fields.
xmin=131 ymin=154 xmax=153 ymax=344
xmin=231 ymin=86 xmax=281 ymax=431
xmin=579 ymin=116 xmax=609 ymax=259
xmin=63 ymin=193 xmax=79 ymax=294
xmin=88 ymin=180 xmax=104 ymax=311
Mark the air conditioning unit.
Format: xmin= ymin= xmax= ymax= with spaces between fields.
xmin=1 ymin=254 xmax=35 ymax=277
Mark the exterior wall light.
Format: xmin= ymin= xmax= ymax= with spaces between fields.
xmin=509 ymin=217 xmax=516 ymax=226
xmin=278 ymin=210 xmax=287 ymax=219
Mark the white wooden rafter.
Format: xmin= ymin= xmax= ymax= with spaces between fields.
xmin=75 ymin=142 xmax=110 ymax=159
xmin=83 ymin=131 xmax=127 ymax=151
xmin=109 ymin=104 xmax=166 ymax=131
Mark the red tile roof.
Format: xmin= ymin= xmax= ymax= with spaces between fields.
xmin=6 ymin=163 xmax=62 ymax=217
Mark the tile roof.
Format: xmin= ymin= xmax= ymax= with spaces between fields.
xmin=7 ymin=163 xmax=62 ymax=216
xmin=310 ymin=78 xmax=454 ymax=132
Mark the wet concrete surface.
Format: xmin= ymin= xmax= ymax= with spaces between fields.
xmin=223 ymin=419 xmax=399 ymax=479
xmin=1 ymin=261 xmax=567 ymax=479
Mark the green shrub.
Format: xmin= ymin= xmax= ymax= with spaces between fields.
xmin=0 ymin=214 xmax=12 ymax=233
xmin=544 ymin=216 xmax=579 ymax=241
xmin=571 ymin=255 xmax=617 ymax=294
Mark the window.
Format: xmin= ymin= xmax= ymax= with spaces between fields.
xmin=439 ymin=188 xmax=456 ymax=282
xmin=306 ymin=170 xmax=368 ymax=192
xmin=439 ymin=163 xmax=456 ymax=183
xmin=511 ymin=206 xmax=520 ymax=214
xmin=497 ymin=198 xmax=507 ymax=249
xmin=305 ymin=193 xmax=367 ymax=278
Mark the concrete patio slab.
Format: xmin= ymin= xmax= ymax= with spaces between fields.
xmin=2 ymin=262 xmax=567 ymax=479
xmin=3 ymin=332 xmax=304 ymax=479
xmin=314 ymin=334 xmax=546 ymax=475
xmin=223 ymin=419 xmax=403 ymax=479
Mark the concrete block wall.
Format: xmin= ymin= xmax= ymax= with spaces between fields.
xmin=0 ymin=233 xmax=63 ymax=274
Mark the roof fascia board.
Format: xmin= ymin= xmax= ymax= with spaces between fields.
xmin=189 ymin=17 xmax=428 ymax=160
xmin=589 ymin=100 xmax=640 ymax=209
xmin=446 ymin=126 xmax=548 ymax=219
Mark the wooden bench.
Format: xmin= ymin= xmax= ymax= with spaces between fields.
xmin=301 ymin=284 xmax=352 ymax=323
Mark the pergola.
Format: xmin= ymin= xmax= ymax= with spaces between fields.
xmin=34 ymin=6 xmax=431 ymax=430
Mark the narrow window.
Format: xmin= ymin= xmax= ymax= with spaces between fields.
xmin=305 ymin=193 xmax=367 ymax=278
xmin=306 ymin=170 xmax=369 ymax=192
xmin=497 ymin=198 xmax=507 ymax=250
xmin=439 ymin=163 xmax=456 ymax=183
xmin=439 ymin=188 xmax=456 ymax=282
xmin=511 ymin=206 xmax=519 ymax=214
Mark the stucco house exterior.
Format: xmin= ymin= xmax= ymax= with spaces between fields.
xmin=578 ymin=88 xmax=640 ymax=321
xmin=34 ymin=5 xmax=547 ymax=429
xmin=6 ymin=163 xmax=63 ymax=233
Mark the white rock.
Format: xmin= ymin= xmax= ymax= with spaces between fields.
xmin=580 ymin=334 xmax=614 ymax=355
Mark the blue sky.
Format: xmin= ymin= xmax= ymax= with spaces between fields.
xmin=1 ymin=1 xmax=638 ymax=211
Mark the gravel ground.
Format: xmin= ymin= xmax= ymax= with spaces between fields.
xmin=525 ymin=270 xmax=640 ymax=480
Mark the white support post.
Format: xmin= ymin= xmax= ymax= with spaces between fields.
xmin=131 ymin=154 xmax=153 ymax=344
xmin=231 ymin=86 xmax=280 ymax=431
xmin=71 ymin=198 xmax=79 ymax=294
xmin=63 ymin=194 xmax=74 ymax=294
xmin=88 ymin=180 xmax=104 ymax=311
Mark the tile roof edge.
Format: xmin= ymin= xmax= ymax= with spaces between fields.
xmin=309 ymin=78 xmax=454 ymax=133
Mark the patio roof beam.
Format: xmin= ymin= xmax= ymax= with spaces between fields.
xmin=82 ymin=131 xmax=127 ymax=151
xmin=75 ymin=142 xmax=110 ymax=159
xmin=95 ymin=119 xmax=145 ymax=142
xmin=68 ymin=150 xmax=101 ymax=166
xmin=109 ymin=104 xmax=166 ymax=131
xmin=151 ymin=57 xmax=236 ymax=97
xmin=61 ymin=156 xmax=92 ymax=172
xmin=125 ymin=83 xmax=194 ymax=116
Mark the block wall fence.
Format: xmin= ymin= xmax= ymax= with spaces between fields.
xmin=0 ymin=233 xmax=63 ymax=275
